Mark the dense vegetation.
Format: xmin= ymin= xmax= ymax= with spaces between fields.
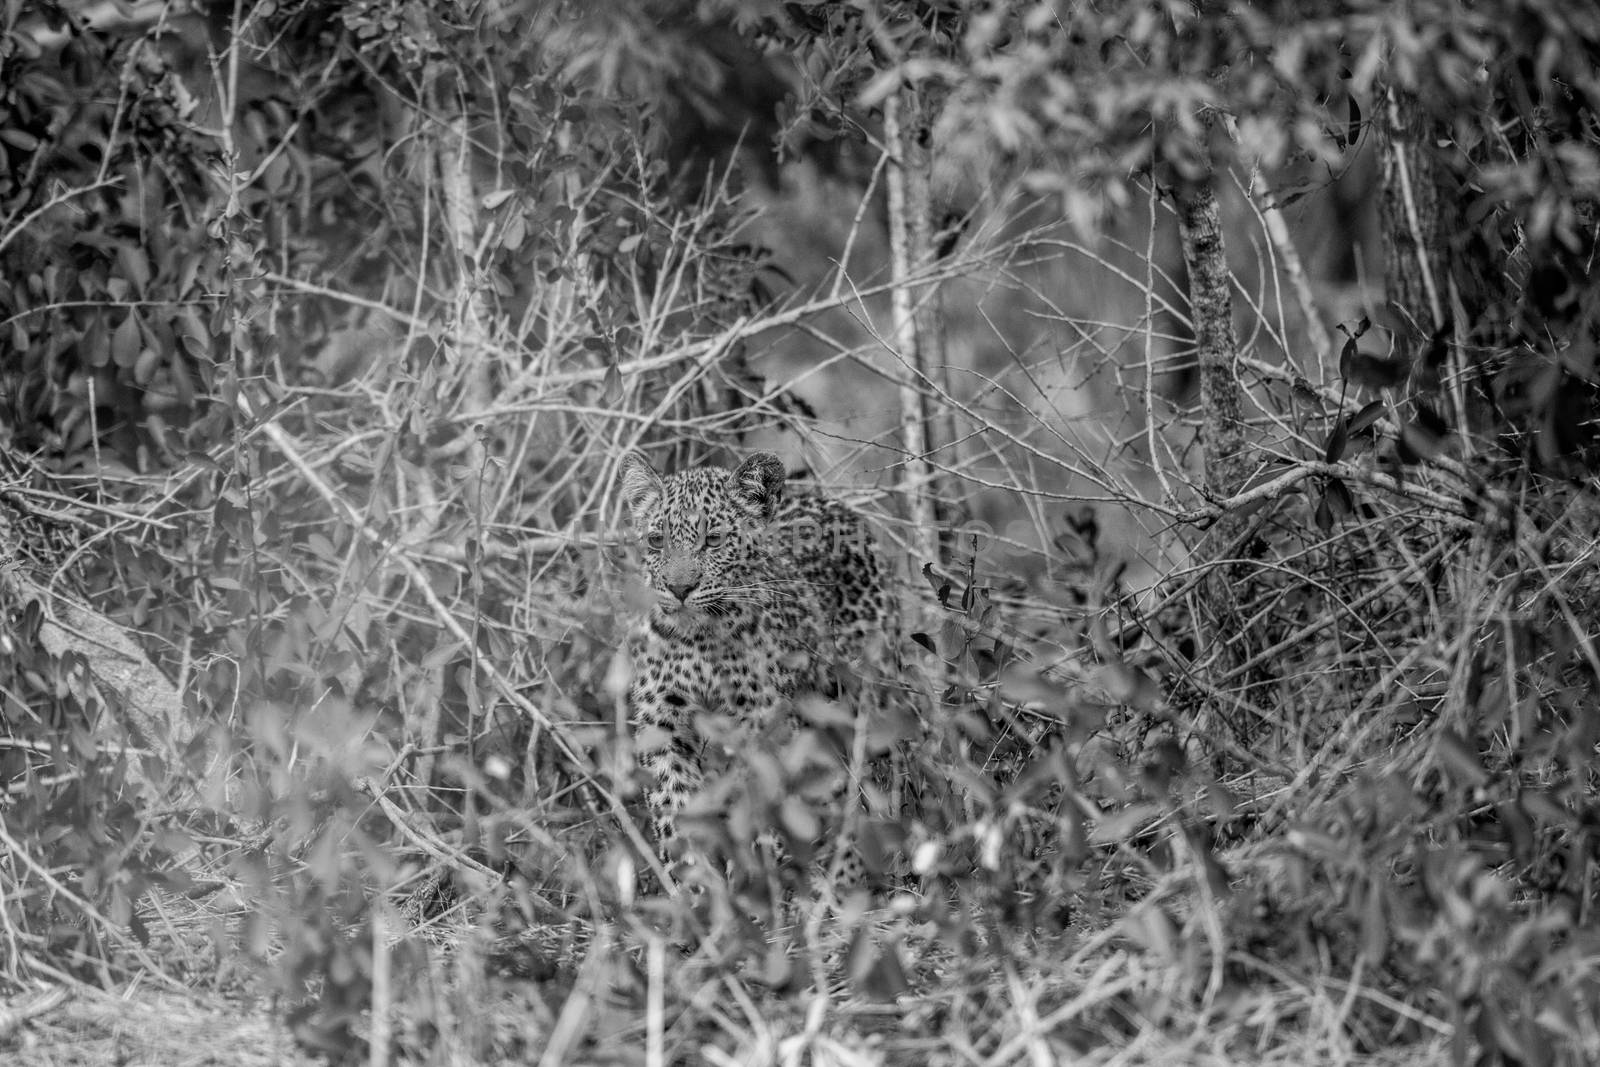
xmin=2 ymin=1 xmax=1599 ymax=1063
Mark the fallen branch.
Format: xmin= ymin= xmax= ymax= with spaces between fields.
xmin=0 ymin=985 xmax=71 ymax=1040
xmin=0 ymin=539 xmax=189 ymax=794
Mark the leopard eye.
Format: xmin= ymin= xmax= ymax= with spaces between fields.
xmin=645 ymin=531 xmax=665 ymax=551
xmin=703 ymin=527 xmax=729 ymax=548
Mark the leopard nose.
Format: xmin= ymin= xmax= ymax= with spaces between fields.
xmin=666 ymin=578 xmax=699 ymax=603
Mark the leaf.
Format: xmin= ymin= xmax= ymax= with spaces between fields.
xmin=305 ymin=532 xmax=337 ymax=560
xmin=500 ymin=213 xmax=526 ymax=251
xmin=1315 ymin=477 xmax=1354 ymax=531
xmin=1094 ymin=661 xmax=1161 ymax=711
xmin=480 ymin=189 xmax=515 ymax=210
xmin=909 ymin=632 xmax=937 ymax=655
xmin=778 ymin=796 xmax=819 ymax=845
xmin=856 ymin=68 xmax=904 ymax=109
xmin=1338 ymin=336 xmax=1358 ymax=378
xmin=113 ymin=310 xmax=141 ymax=367
xmin=1347 ymin=95 xmax=1362 ymax=145
xmin=1498 ymin=800 xmax=1535 ymax=866
xmin=1325 ymin=476 xmax=1354 ymax=519
xmin=1436 ymin=729 xmax=1488 ymax=788
xmin=936 ymin=619 xmax=966 ymax=660
xmin=82 ymin=311 xmax=109 ymax=368
xmin=599 ymin=364 xmax=622 ymax=405
xmin=998 ymin=664 xmax=1072 ymax=709
xmin=116 ymin=242 xmax=151 ymax=298
xmin=158 ymin=828 xmax=197 ymax=856
xmin=1290 ymin=376 xmax=1322 ymax=411
xmin=756 ymin=943 xmax=794 ymax=991
xmin=1348 ymin=399 xmax=1386 ymax=437
xmin=1090 ymin=801 xmax=1162 ymax=845
xmin=1324 ymin=416 xmax=1349 ymax=463
xmin=0 ymin=127 xmax=39 ymax=151
xmin=1360 ymin=876 xmax=1388 ymax=964
xmin=175 ymin=307 xmax=212 ymax=361
xmin=859 ymin=945 xmax=910 ymax=1003
xmin=134 ymin=346 xmax=161 ymax=385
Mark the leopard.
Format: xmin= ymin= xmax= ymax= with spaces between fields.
xmin=616 ymin=449 xmax=897 ymax=880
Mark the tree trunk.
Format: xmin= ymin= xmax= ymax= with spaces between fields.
xmin=1378 ymin=88 xmax=1493 ymax=444
xmin=1170 ymin=138 xmax=1256 ymax=746
xmin=900 ymin=93 xmax=959 ymax=541
xmin=436 ymin=102 xmax=494 ymax=420
xmin=883 ymin=92 xmax=942 ymax=583
xmin=1378 ymin=90 xmax=1447 ymax=339
xmin=1174 ymin=158 xmax=1246 ymax=509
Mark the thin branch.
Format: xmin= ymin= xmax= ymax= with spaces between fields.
xmin=0 ymin=178 xmax=122 ymax=260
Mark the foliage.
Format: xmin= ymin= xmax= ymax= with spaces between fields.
xmin=3 ymin=1 xmax=1600 ymax=1066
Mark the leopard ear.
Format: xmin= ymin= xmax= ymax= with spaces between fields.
xmin=618 ymin=451 xmax=665 ymax=524
xmin=730 ymin=451 xmax=785 ymax=522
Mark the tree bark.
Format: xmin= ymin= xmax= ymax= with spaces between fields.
xmin=900 ymin=94 xmax=959 ymax=539
xmin=1378 ymin=90 xmax=1447 ymax=339
xmin=884 ymin=92 xmax=942 ymax=580
xmin=1174 ymin=158 xmax=1246 ymax=509
xmin=436 ymin=102 xmax=494 ymax=418
xmin=1378 ymin=88 xmax=1491 ymax=443
xmin=1169 ymin=138 xmax=1256 ymax=743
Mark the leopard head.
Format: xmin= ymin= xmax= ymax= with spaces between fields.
xmin=618 ymin=450 xmax=785 ymax=631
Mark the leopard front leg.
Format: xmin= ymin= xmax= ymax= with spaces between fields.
xmin=631 ymin=667 xmax=703 ymax=860
xmin=630 ymin=639 xmax=793 ymax=871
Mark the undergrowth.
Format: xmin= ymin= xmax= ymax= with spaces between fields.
xmin=2 ymin=4 xmax=1600 ymax=1066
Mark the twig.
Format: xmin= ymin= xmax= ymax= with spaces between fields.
xmin=0 ymin=818 xmax=185 ymax=991
xmin=253 ymin=412 xmax=673 ymax=889
xmin=1172 ymin=458 xmax=1470 ymax=527
xmin=0 ymin=986 xmax=71 ymax=1039
xmin=0 ymin=178 xmax=122 ymax=260
xmin=1225 ymin=119 xmax=1333 ymax=365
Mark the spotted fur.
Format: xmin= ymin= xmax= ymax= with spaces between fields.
xmin=617 ymin=450 xmax=895 ymax=866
